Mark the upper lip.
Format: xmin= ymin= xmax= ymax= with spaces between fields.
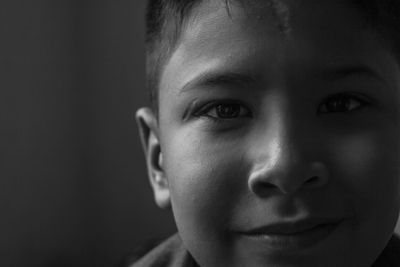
xmin=241 ymin=217 xmax=344 ymax=235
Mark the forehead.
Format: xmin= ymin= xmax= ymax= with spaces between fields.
xmin=158 ymin=0 xmax=395 ymax=108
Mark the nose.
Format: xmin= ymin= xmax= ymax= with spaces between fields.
xmin=247 ymin=111 xmax=329 ymax=196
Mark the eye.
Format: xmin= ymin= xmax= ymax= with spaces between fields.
xmin=196 ymin=102 xmax=251 ymax=120
xmin=318 ymin=93 xmax=371 ymax=114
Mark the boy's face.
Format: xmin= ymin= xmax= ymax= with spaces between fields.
xmin=138 ymin=0 xmax=400 ymax=266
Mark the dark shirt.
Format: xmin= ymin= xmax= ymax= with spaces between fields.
xmin=130 ymin=234 xmax=400 ymax=267
xmin=130 ymin=234 xmax=197 ymax=267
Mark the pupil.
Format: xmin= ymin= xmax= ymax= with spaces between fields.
xmin=216 ymin=104 xmax=240 ymax=118
xmin=327 ymin=97 xmax=350 ymax=112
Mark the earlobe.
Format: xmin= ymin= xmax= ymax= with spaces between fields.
xmin=135 ymin=107 xmax=171 ymax=209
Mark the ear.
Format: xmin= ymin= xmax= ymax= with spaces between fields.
xmin=135 ymin=107 xmax=171 ymax=209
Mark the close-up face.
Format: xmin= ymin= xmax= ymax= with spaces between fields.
xmin=139 ymin=0 xmax=400 ymax=266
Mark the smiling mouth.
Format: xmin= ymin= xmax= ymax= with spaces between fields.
xmin=236 ymin=218 xmax=345 ymax=250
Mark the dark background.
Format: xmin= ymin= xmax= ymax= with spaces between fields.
xmin=0 ymin=1 xmax=175 ymax=266
xmin=0 ymin=1 xmax=398 ymax=266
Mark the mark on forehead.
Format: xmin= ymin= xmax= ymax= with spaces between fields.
xmin=226 ymin=0 xmax=292 ymax=36
xmin=188 ymin=0 xmax=292 ymax=38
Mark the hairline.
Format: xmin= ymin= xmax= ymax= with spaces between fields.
xmin=146 ymin=0 xmax=400 ymax=117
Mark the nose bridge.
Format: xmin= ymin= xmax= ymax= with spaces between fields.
xmin=256 ymin=102 xmax=303 ymax=176
xmin=248 ymin=99 xmax=328 ymax=196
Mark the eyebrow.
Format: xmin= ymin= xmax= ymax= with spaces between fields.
xmin=179 ymin=71 xmax=258 ymax=93
xmin=319 ymin=64 xmax=386 ymax=83
xmin=179 ymin=64 xmax=385 ymax=94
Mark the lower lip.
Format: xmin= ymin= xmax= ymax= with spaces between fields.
xmin=239 ymin=221 xmax=342 ymax=251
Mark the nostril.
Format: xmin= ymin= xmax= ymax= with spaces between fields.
xmin=306 ymin=176 xmax=321 ymax=186
xmin=259 ymin=182 xmax=279 ymax=190
xmin=249 ymin=180 xmax=280 ymax=196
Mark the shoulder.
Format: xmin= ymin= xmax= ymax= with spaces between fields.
xmin=373 ymin=234 xmax=400 ymax=267
xmin=128 ymin=234 xmax=198 ymax=267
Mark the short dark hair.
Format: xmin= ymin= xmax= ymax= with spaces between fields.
xmin=145 ymin=0 xmax=203 ymax=113
xmin=145 ymin=0 xmax=400 ymax=113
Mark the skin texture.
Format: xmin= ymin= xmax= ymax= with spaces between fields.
xmin=137 ymin=0 xmax=400 ymax=266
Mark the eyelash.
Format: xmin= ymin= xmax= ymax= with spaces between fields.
xmin=193 ymin=100 xmax=252 ymax=121
xmin=192 ymin=93 xmax=372 ymax=121
xmin=317 ymin=92 xmax=372 ymax=114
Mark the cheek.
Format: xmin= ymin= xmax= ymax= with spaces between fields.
xmin=330 ymin=132 xmax=400 ymax=218
xmin=163 ymin=133 xmax=248 ymax=237
xmin=333 ymin=135 xmax=389 ymax=179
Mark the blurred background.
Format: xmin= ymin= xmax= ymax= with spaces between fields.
xmin=0 ymin=1 xmax=399 ymax=267
xmin=0 ymin=1 xmax=176 ymax=266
